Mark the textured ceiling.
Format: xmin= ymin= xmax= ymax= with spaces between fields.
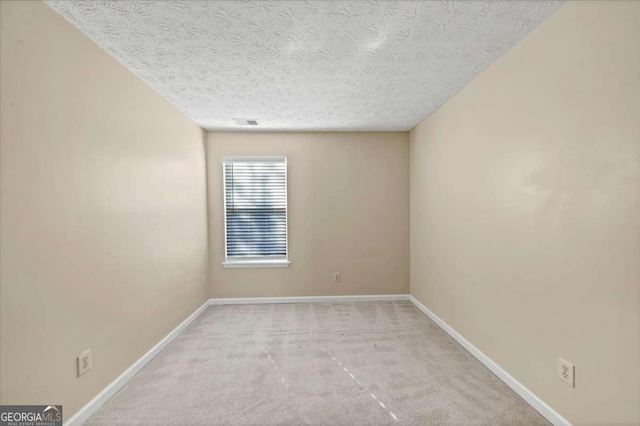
xmin=46 ymin=1 xmax=563 ymax=131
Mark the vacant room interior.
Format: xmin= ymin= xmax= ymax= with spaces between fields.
xmin=0 ymin=1 xmax=638 ymax=425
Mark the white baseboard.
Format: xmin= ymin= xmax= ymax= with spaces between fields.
xmin=409 ymin=295 xmax=571 ymax=426
xmin=208 ymin=294 xmax=410 ymax=305
xmin=65 ymin=300 xmax=210 ymax=426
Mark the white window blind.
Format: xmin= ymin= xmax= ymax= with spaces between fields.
xmin=223 ymin=157 xmax=288 ymax=266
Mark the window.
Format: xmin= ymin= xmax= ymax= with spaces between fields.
xmin=222 ymin=157 xmax=289 ymax=268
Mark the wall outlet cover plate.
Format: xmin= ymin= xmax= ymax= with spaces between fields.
xmin=558 ymin=358 xmax=574 ymax=387
xmin=78 ymin=349 xmax=92 ymax=377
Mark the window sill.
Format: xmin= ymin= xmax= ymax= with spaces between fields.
xmin=222 ymin=259 xmax=291 ymax=269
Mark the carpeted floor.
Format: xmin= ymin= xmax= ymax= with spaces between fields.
xmin=86 ymin=301 xmax=549 ymax=425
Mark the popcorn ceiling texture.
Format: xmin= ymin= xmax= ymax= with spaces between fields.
xmin=46 ymin=1 xmax=563 ymax=131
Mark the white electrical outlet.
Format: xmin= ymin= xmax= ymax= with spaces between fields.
xmin=333 ymin=272 xmax=341 ymax=282
xmin=77 ymin=349 xmax=92 ymax=377
xmin=558 ymin=358 xmax=574 ymax=387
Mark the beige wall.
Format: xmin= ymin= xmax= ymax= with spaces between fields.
xmin=0 ymin=1 xmax=209 ymax=420
xmin=410 ymin=1 xmax=640 ymax=424
xmin=206 ymin=132 xmax=409 ymax=298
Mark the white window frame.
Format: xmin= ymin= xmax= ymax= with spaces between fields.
xmin=222 ymin=156 xmax=290 ymax=268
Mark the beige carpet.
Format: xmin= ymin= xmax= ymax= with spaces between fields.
xmin=86 ymin=301 xmax=549 ymax=425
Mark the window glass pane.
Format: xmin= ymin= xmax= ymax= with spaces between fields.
xmin=224 ymin=159 xmax=287 ymax=259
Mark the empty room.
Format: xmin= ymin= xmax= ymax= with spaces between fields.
xmin=0 ymin=0 xmax=638 ymax=425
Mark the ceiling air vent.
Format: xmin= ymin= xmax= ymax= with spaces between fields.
xmin=233 ymin=118 xmax=259 ymax=126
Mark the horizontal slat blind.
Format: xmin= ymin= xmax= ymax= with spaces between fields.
xmin=223 ymin=158 xmax=287 ymax=259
